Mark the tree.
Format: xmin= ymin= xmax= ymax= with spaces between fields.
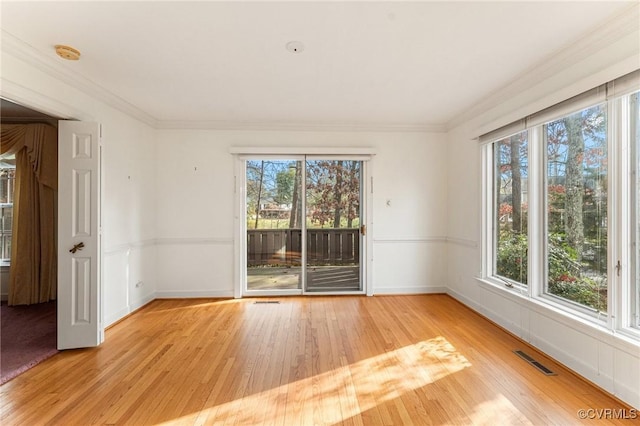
xmin=246 ymin=160 xmax=296 ymax=229
xmin=288 ymin=162 xmax=302 ymax=229
xmin=544 ymin=106 xmax=607 ymax=310
xmin=563 ymin=115 xmax=585 ymax=260
xmin=252 ymin=161 xmax=265 ymax=229
xmin=275 ymin=168 xmax=295 ymax=205
xmin=509 ymin=133 xmax=523 ymax=233
xmin=332 ymin=161 xmax=343 ymax=228
xmin=344 ymin=161 xmax=360 ymax=228
xmin=306 ymin=160 xmax=360 ymax=228
xmin=495 ymin=133 xmax=528 ymax=284
xmin=546 ymin=107 xmax=606 ymax=263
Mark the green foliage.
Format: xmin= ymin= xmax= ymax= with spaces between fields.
xmin=496 ymin=230 xmax=527 ymax=285
xmin=548 ymin=277 xmax=605 ymax=311
xmin=547 ymin=233 xmax=580 ymax=279
xmin=275 ymin=168 xmax=295 ymax=205
xmin=496 ymin=230 xmax=607 ymax=312
xmin=495 ymin=104 xmax=608 ymax=312
xmin=547 ymin=234 xmax=607 ymax=311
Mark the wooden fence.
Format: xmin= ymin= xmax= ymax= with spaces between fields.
xmin=247 ymin=229 xmax=360 ymax=266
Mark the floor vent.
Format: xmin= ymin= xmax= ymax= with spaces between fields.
xmin=254 ymin=301 xmax=280 ymax=304
xmin=513 ymin=350 xmax=557 ymax=376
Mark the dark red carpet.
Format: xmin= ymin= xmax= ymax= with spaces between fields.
xmin=1 ymin=300 xmax=58 ymax=385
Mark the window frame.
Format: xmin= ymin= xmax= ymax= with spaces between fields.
xmin=491 ymin=131 xmax=530 ymax=290
xmin=0 ymin=166 xmax=15 ymax=262
xmin=625 ymin=91 xmax=640 ymax=335
xmin=480 ymin=75 xmax=640 ymax=341
xmin=540 ymin=101 xmax=609 ymax=322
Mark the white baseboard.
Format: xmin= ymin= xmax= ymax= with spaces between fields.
xmin=447 ymin=287 xmax=529 ymax=339
xmin=374 ymin=286 xmax=448 ymax=295
xmin=155 ymin=290 xmax=234 ymax=299
xmin=446 ymin=288 xmax=640 ymax=410
xmin=105 ymin=292 xmax=157 ymax=327
xmin=131 ymin=292 xmax=156 ymax=312
xmin=105 ymin=307 xmax=131 ymax=327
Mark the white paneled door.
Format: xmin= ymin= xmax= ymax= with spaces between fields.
xmin=57 ymin=121 xmax=103 ymax=350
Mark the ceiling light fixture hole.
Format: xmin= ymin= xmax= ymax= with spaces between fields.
xmin=286 ymin=41 xmax=304 ymax=54
xmin=55 ymin=44 xmax=81 ymax=61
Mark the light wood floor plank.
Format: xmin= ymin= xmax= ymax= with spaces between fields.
xmin=0 ymin=295 xmax=634 ymax=425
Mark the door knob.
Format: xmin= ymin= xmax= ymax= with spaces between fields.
xmin=69 ymin=242 xmax=85 ymax=254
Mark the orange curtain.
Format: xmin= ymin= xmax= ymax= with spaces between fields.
xmin=0 ymin=123 xmax=57 ymax=305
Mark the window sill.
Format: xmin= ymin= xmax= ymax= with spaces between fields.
xmin=475 ymin=276 xmax=640 ymax=356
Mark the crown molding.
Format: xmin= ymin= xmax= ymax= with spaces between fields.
xmin=0 ymin=78 xmax=87 ymax=121
xmin=229 ymin=146 xmax=377 ymax=156
xmin=1 ymin=30 xmax=158 ymax=128
xmin=155 ymin=119 xmax=447 ymax=133
xmin=446 ymin=3 xmax=640 ymax=132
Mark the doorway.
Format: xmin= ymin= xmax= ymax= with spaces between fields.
xmin=1 ymin=97 xmax=103 ymax=353
xmin=0 ymin=98 xmax=60 ymax=383
xmin=242 ymin=156 xmax=367 ymax=296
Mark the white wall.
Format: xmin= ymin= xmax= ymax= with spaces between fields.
xmin=1 ymin=51 xmax=158 ymax=326
xmin=155 ymin=129 xmax=448 ymax=297
xmin=445 ymin=28 xmax=640 ymax=408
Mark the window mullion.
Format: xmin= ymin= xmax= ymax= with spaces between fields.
xmin=632 ymin=93 xmax=640 ymax=331
xmin=608 ymin=97 xmax=623 ymax=331
xmin=481 ymin=144 xmax=493 ymax=279
xmin=529 ymin=126 xmax=544 ymax=299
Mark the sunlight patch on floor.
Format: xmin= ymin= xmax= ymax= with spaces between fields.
xmin=465 ymin=394 xmax=533 ymax=425
xmin=132 ymin=299 xmax=247 ymax=316
xmin=158 ymin=336 xmax=471 ymax=425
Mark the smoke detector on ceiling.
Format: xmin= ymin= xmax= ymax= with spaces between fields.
xmin=54 ymin=45 xmax=81 ymax=61
xmin=286 ymin=41 xmax=304 ymax=54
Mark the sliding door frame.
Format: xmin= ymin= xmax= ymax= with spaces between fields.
xmin=303 ymin=156 xmax=368 ymax=296
xmin=232 ymin=149 xmax=374 ymax=298
xmin=237 ymin=154 xmax=305 ymax=297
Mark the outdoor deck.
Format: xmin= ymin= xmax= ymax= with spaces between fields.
xmin=247 ymin=228 xmax=361 ymax=292
xmin=247 ymin=266 xmax=360 ymax=291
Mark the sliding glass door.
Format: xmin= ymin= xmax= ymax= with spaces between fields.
xmin=244 ymin=157 xmax=365 ymax=295
xmin=305 ymin=160 xmax=362 ymax=292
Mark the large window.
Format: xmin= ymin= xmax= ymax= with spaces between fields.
xmin=0 ymin=165 xmax=15 ymax=261
xmin=482 ymin=71 xmax=639 ymax=337
xmin=545 ymin=105 xmax=608 ymax=312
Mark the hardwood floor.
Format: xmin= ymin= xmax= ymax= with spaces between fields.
xmin=0 ymin=295 xmax=633 ymax=425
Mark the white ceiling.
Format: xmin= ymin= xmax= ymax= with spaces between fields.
xmin=1 ymin=1 xmax=637 ymax=130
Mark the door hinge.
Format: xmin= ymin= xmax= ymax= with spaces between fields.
xmin=615 ymin=260 xmax=621 ymax=277
xmin=360 ymin=225 xmax=366 ymax=236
